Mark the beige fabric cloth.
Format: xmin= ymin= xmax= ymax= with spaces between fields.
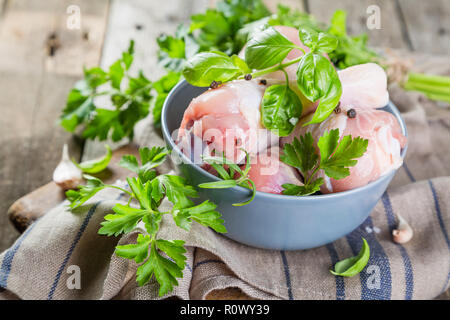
xmin=0 ymin=54 xmax=449 ymax=300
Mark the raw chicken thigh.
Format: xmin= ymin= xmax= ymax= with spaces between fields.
xmin=338 ymin=63 xmax=389 ymax=110
xmin=177 ymin=80 xmax=277 ymax=164
xmin=282 ymin=107 xmax=407 ymax=193
xmin=247 ymin=147 xmax=303 ymax=194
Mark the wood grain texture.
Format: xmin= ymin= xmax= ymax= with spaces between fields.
xmin=398 ymin=0 xmax=450 ymax=54
xmin=306 ymin=0 xmax=410 ymax=50
xmin=0 ymin=0 xmax=109 ymax=251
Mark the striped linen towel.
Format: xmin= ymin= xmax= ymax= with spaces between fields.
xmin=1 ymin=69 xmax=450 ymax=301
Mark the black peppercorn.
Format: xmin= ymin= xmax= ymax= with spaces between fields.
xmin=244 ymin=74 xmax=252 ymax=80
xmin=347 ymin=108 xmax=357 ymax=118
xmin=210 ymin=81 xmax=220 ymax=89
xmin=259 ymin=79 xmax=267 ymax=85
xmin=334 ymin=103 xmax=341 ymax=114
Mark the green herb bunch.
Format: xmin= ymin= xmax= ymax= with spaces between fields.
xmin=60 ymin=41 xmax=152 ymax=142
xmin=66 ymin=146 xmax=227 ymax=296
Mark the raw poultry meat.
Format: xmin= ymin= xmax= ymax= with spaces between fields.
xmin=282 ymin=107 xmax=407 ymax=193
xmin=177 ymin=80 xmax=278 ymax=164
xmin=247 ymin=147 xmax=303 ymax=194
xmin=338 ymin=63 xmax=390 ymax=110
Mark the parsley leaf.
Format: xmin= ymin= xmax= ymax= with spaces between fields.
xmin=99 ymin=204 xmax=151 ymax=237
xmin=115 ymin=233 xmax=152 ymax=263
xmin=280 ymin=132 xmax=317 ymax=173
xmin=152 ymin=175 xmax=198 ymax=208
xmin=174 ymin=200 xmax=227 ymax=233
xmin=65 ymin=175 xmax=106 ymax=209
xmin=281 ymin=129 xmax=368 ymax=196
xmin=282 ymin=178 xmax=323 ymax=196
xmin=151 ymin=72 xmax=181 ymax=128
xmin=119 ymin=146 xmax=169 ymax=183
xmin=318 ymin=129 xmax=369 ymax=180
xmin=137 ymin=241 xmax=185 ymax=294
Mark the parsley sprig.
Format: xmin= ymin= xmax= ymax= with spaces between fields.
xmin=66 ymin=146 xmax=226 ymax=296
xmin=59 ymin=41 xmax=152 ymax=142
xmin=281 ymin=129 xmax=368 ymax=196
xmin=198 ymin=150 xmax=256 ymax=206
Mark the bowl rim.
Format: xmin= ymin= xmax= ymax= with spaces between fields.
xmin=161 ymin=80 xmax=408 ymax=202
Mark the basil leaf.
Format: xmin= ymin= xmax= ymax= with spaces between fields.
xmin=245 ymin=27 xmax=296 ymax=69
xmin=298 ymin=27 xmax=319 ymax=49
xmin=182 ymin=51 xmax=240 ymax=87
xmin=330 ymin=238 xmax=370 ymax=277
xmin=299 ymin=27 xmax=338 ymax=53
xmin=315 ymin=33 xmax=338 ymax=53
xmin=231 ymin=54 xmax=252 ymax=74
xmin=296 ymin=53 xmax=342 ymax=124
xmin=261 ymin=84 xmax=303 ymax=136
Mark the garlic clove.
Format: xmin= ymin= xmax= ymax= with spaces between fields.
xmin=392 ymin=214 xmax=413 ymax=244
xmin=53 ymin=144 xmax=83 ymax=190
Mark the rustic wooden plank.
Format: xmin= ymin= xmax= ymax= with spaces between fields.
xmin=0 ymin=0 xmax=109 ymax=250
xmin=306 ymin=0 xmax=409 ymax=50
xmin=398 ymin=0 xmax=450 ymax=54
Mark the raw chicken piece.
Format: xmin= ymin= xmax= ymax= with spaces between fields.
xmin=247 ymin=147 xmax=303 ymax=194
xmin=177 ymin=80 xmax=278 ymax=164
xmin=281 ymin=108 xmax=407 ymax=193
xmin=338 ymin=63 xmax=389 ymax=110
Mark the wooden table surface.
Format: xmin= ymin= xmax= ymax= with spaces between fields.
xmin=0 ymin=0 xmax=449 ymax=299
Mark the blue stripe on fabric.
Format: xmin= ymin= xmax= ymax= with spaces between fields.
xmin=47 ymin=201 xmax=102 ymax=300
xmin=346 ymin=216 xmax=392 ymax=300
xmin=402 ymin=162 xmax=416 ymax=182
xmin=428 ymin=180 xmax=450 ymax=293
xmin=326 ymin=243 xmax=346 ymax=300
xmin=0 ymin=222 xmax=37 ymax=289
xmin=381 ymin=192 xmax=414 ymax=300
xmin=280 ymin=250 xmax=293 ymax=300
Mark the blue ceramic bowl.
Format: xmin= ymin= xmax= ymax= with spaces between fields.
xmin=161 ymin=80 xmax=408 ymax=250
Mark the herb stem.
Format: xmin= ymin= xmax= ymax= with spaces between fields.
xmin=305 ymin=166 xmax=320 ymax=185
xmin=240 ymin=56 xmax=303 ymax=80
xmin=106 ymin=185 xmax=133 ymax=197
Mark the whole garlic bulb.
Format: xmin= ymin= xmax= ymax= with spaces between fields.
xmin=53 ymin=144 xmax=83 ymax=190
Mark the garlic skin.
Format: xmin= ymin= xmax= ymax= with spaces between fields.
xmin=53 ymin=144 xmax=83 ymax=190
xmin=392 ymin=214 xmax=413 ymax=244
